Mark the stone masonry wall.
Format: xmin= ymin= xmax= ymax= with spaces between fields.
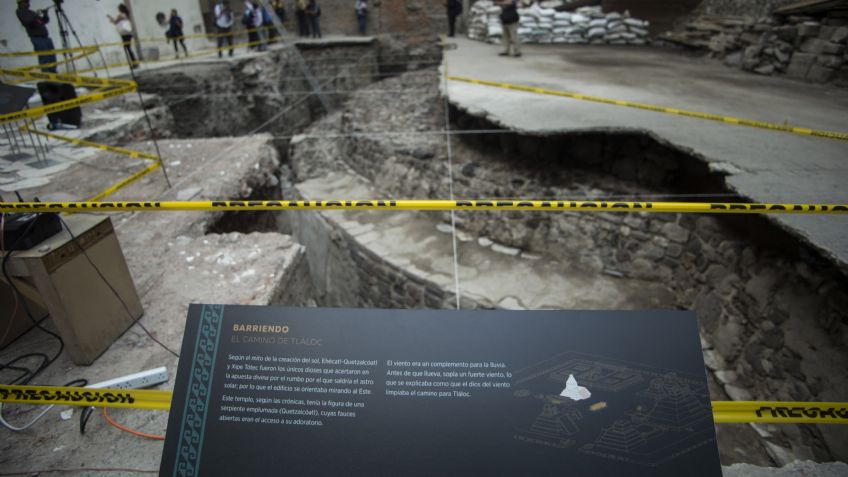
xmin=665 ymin=12 xmax=848 ymax=85
xmin=282 ymin=203 xmax=469 ymax=310
xmin=293 ymin=0 xmax=449 ymax=39
xmin=137 ymin=42 xmax=380 ymax=137
xmin=693 ymin=0 xmax=801 ymax=18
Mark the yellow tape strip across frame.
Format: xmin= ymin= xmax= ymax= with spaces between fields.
xmin=448 ymin=76 xmax=848 ymax=142
xmin=1 ymin=200 xmax=847 ymax=215
xmin=1 ymin=385 xmax=845 ymax=424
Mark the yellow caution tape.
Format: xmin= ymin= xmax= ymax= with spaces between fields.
xmin=20 ymin=125 xmax=160 ymax=161
xmin=86 ymin=161 xmax=162 ymax=202
xmin=1 ymin=385 xmax=845 ymax=424
xmin=712 ymin=401 xmax=848 ymax=424
xmin=448 ymin=76 xmax=848 ymax=142
xmin=0 ymin=45 xmax=97 ymax=58
xmin=1 ymin=200 xmax=847 ymax=214
xmin=0 ymin=385 xmax=171 ymax=411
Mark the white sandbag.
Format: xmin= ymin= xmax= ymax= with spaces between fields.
xmin=587 ymin=27 xmax=606 ymax=39
xmin=589 ymin=18 xmax=607 ymax=28
xmin=570 ymin=13 xmax=589 ymax=24
xmin=624 ymin=18 xmax=646 ymax=28
xmin=627 ymin=26 xmax=648 ymax=37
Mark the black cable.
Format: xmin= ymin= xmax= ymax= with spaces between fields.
xmin=79 ymin=405 xmax=94 ymax=434
xmin=0 ymin=213 xmax=65 ymax=384
xmin=1 ymin=353 xmax=49 ymax=385
xmin=55 ymin=215 xmax=179 ymax=359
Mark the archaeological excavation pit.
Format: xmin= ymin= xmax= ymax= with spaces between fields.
xmin=3 ymin=16 xmax=847 ymax=472
xmin=127 ymin=39 xmax=848 ymax=468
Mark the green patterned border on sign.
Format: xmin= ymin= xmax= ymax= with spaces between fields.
xmin=173 ymin=304 xmax=224 ymax=477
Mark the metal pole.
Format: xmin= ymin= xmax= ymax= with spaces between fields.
xmin=4 ymin=124 xmax=19 ymax=153
xmin=30 ymin=119 xmax=49 ymax=158
xmin=94 ymin=39 xmax=112 ymax=78
xmin=24 ymin=124 xmax=42 ymax=163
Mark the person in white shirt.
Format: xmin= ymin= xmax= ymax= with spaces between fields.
xmin=244 ymin=1 xmax=266 ymax=51
xmin=355 ymin=0 xmax=367 ymax=35
xmin=214 ymin=1 xmax=235 ymax=57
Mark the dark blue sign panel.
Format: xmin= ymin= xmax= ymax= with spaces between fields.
xmin=160 ymin=306 xmax=720 ymax=476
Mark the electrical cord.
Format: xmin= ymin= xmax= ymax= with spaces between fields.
xmin=0 ymin=213 xmax=65 ymax=381
xmin=54 ymin=215 xmax=179 ymax=359
xmin=102 ymin=407 xmax=165 ymax=440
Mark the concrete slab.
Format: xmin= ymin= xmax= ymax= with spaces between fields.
xmin=443 ymin=38 xmax=848 ymax=268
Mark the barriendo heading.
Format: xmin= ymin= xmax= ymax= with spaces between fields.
xmin=233 ymin=324 xmax=290 ymax=333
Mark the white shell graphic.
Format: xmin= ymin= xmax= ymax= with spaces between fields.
xmin=560 ymin=374 xmax=592 ymax=401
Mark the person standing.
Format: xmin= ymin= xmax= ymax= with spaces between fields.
xmin=107 ymin=4 xmax=137 ymax=68
xmin=263 ymin=4 xmax=280 ymax=44
xmin=355 ymin=0 xmax=367 ymax=35
xmin=242 ymin=1 xmax=264 ymax=51
xmin=15 ymin=0 xmax=57 ymax=73
xmin=446 ymin=0 xmax=462 ymax=38
xmin=214 ymin=1 xmax=235 ymax=58
xmin=271 ymin=0 xmax=286 ymax=24
xmin=296 ymin=0 xmax=309 ymax=37
xmin=167 ymin=9 xmax=189 ymax=58
xmin=306 ymin=0 xmax=321 ymax=38
xmin=498 ymin=0 xmax=521 ymax=57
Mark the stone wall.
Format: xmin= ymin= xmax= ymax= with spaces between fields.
xmin=281 ymin=203 xmax=464 ymax=310
xmin=137 ymin=42 xmax=380 ymax=138
xmin=665 ymin=10 xmax=848 ymax=85
xmin=693 ymin=0 xmax=801 ymax=17
xmin=290 ymin=0 xmax=448 ymax=39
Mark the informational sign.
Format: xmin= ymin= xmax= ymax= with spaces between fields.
xmin=160 ymin=306 xmax=721 ymax=476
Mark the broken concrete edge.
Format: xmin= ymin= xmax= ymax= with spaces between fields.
xmin=722 ymin=459 xmax=848 ymax=477
xmin=294 ymin=37 xmax=378 ymax=48
xmin=443 ymin=93 xmax=848 ymax=276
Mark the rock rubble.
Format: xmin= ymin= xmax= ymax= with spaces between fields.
xmin=664 ymin=13 xmax=848 ymax=85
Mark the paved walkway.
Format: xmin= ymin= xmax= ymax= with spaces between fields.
xmin=444 ymin=38 xmax=848 ymax=268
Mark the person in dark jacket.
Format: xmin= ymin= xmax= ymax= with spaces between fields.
xmin=446 ymin=0 xmax=462 ymax=38
xmin=296 ymin=0 xmax=309 ymax=37
xmin=306 ymin=0 xmax=321 ymax=38
xmin=498 ymin=0 xmax=521 ymax=57
xmin=167 ymin=9 xmax=189 ymax=58
xmin=15 ymin=0 xmax=57 ymax=73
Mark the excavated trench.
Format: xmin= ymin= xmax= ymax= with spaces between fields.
xmin=137 ymin=40 xmax=848 ymax=467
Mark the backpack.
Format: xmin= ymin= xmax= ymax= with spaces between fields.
xmin=500 ymin=2 xmax=519 ymax=24
xmin=242 ymin=9 xmax=254 ymax=27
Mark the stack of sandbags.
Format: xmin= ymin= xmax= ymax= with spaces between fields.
xmin=467 ymin=1 xmax=491 ymax=41
xmin=467 ymin=0 xmax=505 ymax=44
xmin=467 ymin=2 xmax=650 ymax=46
